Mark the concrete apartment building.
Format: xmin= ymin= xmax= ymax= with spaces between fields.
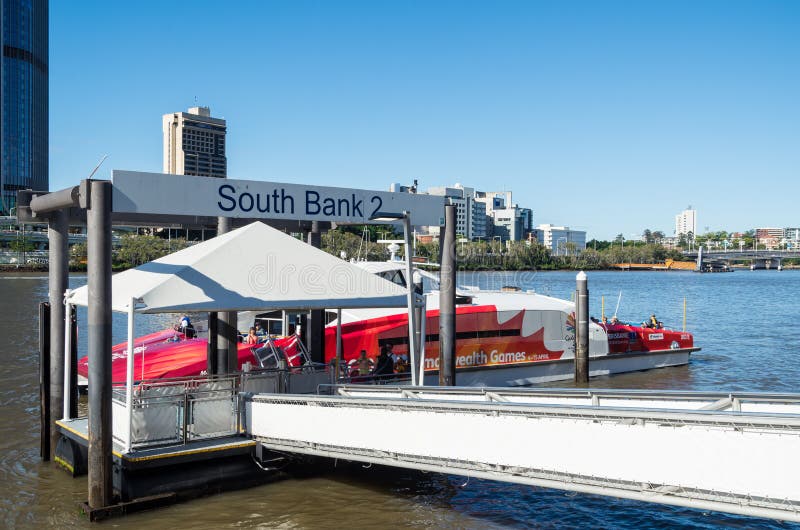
xmin=675 ymin=208 xmax=697 ymax=237
xmin=163 ymin=106 xmax=227 ymax=178
xmin=475 ymin=190 xmax=513 ymax=217
xmin=784 ymin=228 xmax=800 ymax=249
xmin=493 ymin=207 xmax=533 ymax=241
xmin=536 ymin=224 xmax=587 ymax=255
xmin=424 ymin=184 xmax=487 ymax=240
xmin=416 ymin=186 xmax=538 ymax=242
xmin=473 ymin=190 xmax=535 ymax=242
xmin=755 ymin=227 xmax=785 ymax=249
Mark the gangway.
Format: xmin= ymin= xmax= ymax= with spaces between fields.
xmin=245 ymin=386 xmax=800 ymax=522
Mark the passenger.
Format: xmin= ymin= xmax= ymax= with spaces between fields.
xmin=610 ymin=316 xmax=619 ymax=325
xmin=178 ymin=315 xmax=195 ymax=338
xmin=649 ymin=314 xmax=659 ymax=328
xmin=244 ymin=327 xmax=259 ymax=345
xmin=254 ymin=322 xmax=266 ymax=336
xmin=395 ymin=357 xmax=409 ymax=374
xmin=374 ymin=345 xmax=395 ymax=380
xmin=355 ymin=350 xmax=373 ymax=376
xmin=390 ymin=344 xmax=409 ymax=366
xmin=642 ymin=321 xmax=650 ymax=329
xmin=657 ymin=321 xmax=664 ymax=329
xmin=602 ymin=316 xmax=608 ymax=325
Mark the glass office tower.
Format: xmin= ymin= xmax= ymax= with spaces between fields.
xmin=1 ymin=0 xmax=48 ymax=215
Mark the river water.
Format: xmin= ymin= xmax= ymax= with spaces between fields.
xmin=1 ymin=270 xmax=798 ymax=529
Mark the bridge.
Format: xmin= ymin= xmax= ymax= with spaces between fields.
xmin=246 ymin=385 xmax=800 ymax=523
xmin=683 ymin=249 xmax=800 ymax=271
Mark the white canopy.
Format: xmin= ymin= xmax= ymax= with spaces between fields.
xmin=68 ymin=222 xmax=409 ymax=313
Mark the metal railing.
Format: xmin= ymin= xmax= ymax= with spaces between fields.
xmin=109 ymin=364 xmax=331 ymax=451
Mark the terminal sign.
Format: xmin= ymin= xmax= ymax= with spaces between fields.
xmin=111 ymin=170 xmax=445 ymax=225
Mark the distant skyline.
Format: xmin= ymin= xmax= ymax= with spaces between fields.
xmin=49 ymin=1 xmax=799 ymax=240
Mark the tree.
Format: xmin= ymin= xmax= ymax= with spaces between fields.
xmin=642 ymin=229 xmax=653 ymax=244
xmin=70 ymin=242 xmax=88 ymax=267
xmin=652 ymin=231 xmax=665 ymax=243
xmin=114 ymin=234 xmax=189 ymax=268
xmin=8 ymin=238 xmax=34 ymax=252
xmin=586 ymin=239 xmax=611 ymax=251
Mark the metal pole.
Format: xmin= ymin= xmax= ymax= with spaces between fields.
xmin=413 ymin=273 xmax=423 ymax=363
xmin=574 ymin=271 xmax=589 ymax=384
xmin=308 ymin=222 xmax=325 ymax=363
xmin=126 ymin=298 xmax=135 ymax=453
xmin=216 ymin=216 xmax=238 ymax=374
xmin=87 ymin=180 xmax=113 ymax=509
xmin=439 ymin=204 xmax=457 ymax=386
xmin=48 ymin=208 xmax=68 ymax=458
xmin=683 ymin=297 xmax=687 ymax=332
xmin=403 ymin=213 xmax=417 ymax=386
xmin=335 ymin=308 xmax=343 ymax=381
xmin=39 ymin=302 xmax=51 ymax=461
xmin=70 ymin=308 xmax=78 ymax=419
xmin=418 ymin=296 xmax=427 ymax=386
xmin=62 ymin=294 xmax=72 ymax=420
xmin=207 ymin=311 xmax=218 ymax=375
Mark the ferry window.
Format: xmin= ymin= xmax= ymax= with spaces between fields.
xmin=380 ymin=270 xmax=406 ymax=288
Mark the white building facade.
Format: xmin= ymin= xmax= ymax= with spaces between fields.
xmin=493 ymin=207 xmax=533 ymax=241
xmin=675 ymin=208 xmax=697 ymax=237
xmin=536 ymin=224 xmax=587 ymax=255
xmin=163 ymin=106 xmax=227 ymax=178
xmin=784 ymin=228 xmax=800 ymax=249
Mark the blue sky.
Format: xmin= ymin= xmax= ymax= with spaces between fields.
xmin=49 ymin=1 xmax=799 ymax=240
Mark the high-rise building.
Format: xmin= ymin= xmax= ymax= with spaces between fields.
xmin=1 ymin=0 xmax=48 ymax=214
xmin=675 ymin=207 xmax=697 ymax=237
xmin=163 ymin=106 xmax=227 ymax=178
